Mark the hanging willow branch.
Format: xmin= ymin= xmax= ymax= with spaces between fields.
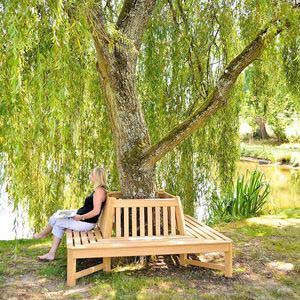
xmin=139 ymin=13 xmax=298 ymax=170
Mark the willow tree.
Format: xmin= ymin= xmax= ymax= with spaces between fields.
xmin=1 ymin=1 xmax=300 ymax=227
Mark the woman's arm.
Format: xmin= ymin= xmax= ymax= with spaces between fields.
xmin=73 ymin=188 xmax=106 ymax=221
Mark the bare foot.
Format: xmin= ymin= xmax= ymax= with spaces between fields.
xmin=37 ymin=253 xmax=55 ymax=261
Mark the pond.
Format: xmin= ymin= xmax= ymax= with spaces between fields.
xmin=1 ymin=161 xmax=299 ymax=240
xmin=237 ymin=161 xmax=300 ymax=210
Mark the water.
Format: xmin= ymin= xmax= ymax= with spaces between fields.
xmin=0 ymin=181 xmax=33 ymax=240
xmin=0 ymin=161 xmax=299 ymax=240
xmin=237 ymin=161 xmax=300 ymax=210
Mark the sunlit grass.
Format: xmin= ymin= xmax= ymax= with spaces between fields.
xmin=1 ymin=208 xmax=299 ymax=299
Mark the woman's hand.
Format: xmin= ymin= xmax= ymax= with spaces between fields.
xmin=73 ymin=214 xmax=83 ymax=221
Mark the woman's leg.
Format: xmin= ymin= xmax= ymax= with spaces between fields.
xmin=37 ymin=235 xmax=61 ymax=260
xmin=33 ymin=224 xmax=53 ymax=239
xmin=33 ymin=214 xmax=57 ymax=239
xmin=37 ymin=218 xmax=95 ymax=260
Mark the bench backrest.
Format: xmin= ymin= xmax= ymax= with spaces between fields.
xmin=97 ymin=190 xmax=186 ymax=238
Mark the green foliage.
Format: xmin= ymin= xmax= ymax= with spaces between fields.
xmin=0 ymin=0 xmax=299 ymax=230
xmin=208 ymin=169 xmax=270 ymax=223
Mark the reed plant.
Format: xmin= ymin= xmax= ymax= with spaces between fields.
xmin=208 ymin=169 xmax=270 ymax=223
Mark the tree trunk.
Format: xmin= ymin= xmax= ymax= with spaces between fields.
xmin=255 ymin=116 xmax=270 ymax=139
xmin=95 ymin=40 xmax=157 ymax=199
xmin=88 ymin=4 xmax=157 ymax=199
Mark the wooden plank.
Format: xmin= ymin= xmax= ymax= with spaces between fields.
xmin=71 ymin=236 xmax=229 ymax=249
xmin=94 ymin=228 xmax=102 ymax=241
xmin=132 ymin=207 xmax=137 ymax=237
xmin=73 ymin=236 xmax=226 ymax=247
xmin=72 ymin=242 xmax=230 ymax=258
xmin=184 ymin=215 xmax=223 ymax=240
xmin=163 ymin=206 xmax=168 ymax=236
xmin=67 ymin=249 xmax=76 ymax=287
xmin=107 ymin=191 xmax=122 ymax=198
xmin=66 ymin=230 xmax=74 ymax=247
xmin=100 ymin=196 xmax=116 ymax=238
xmin=116 ymin=207 xmax=121 ymax=237
xmin=80 ymin=231 xmax=89 ymax=245
xmin=183 ymin=259 xmax=225 ymax=271
xmin=175 ymin=196 xmax=186 ymax=235
xmin=170 ymin=206 xmax=176 ymax=236
xmin=86 ymin=230 xmax=96 ymax=244
xmin=225 ymin=243 xmax=233 ymax=277
xmin=73 ymin=231 xmax=82 ymax=246
xmin=185 ymin=218 xmax=213 ymax=240
xmin=155 ymin=206 xmax=160 ymax=236
xmin=114 ymin=199 xmax=178 ymax=207
xmin=147 ymin=207 xmax=153 ymax=236
xmin=186 ymin=214 xmax=232 ymax=241
xmin=156 ymin=190 xmax=177 ymax=198
xmin=140 ymin=207 xmax=145 ymax=237
xmin=185 ymin=226 xmax=205 ymax=240
xmin=124 ymin=207 xmax=129 ymax=237
xmin=75 ymin=262 xmax=104 ymax=279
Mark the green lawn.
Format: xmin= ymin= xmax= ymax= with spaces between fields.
xmin=1 ymin=209 xmax=299 ymax=300
xmin=240 ymin=142 xmax=300 ymax=165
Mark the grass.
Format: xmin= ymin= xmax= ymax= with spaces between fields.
xmin=0 ymin=208 xmax=299 ymax=299
xmin=240 ymin=142 xmax=300 ymax=165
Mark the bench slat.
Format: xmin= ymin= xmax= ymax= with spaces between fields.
xmin=185 ymin=218 xmax=215 ymax=240
xmin=132 ymin=207 xmax=137 ymax=237
xmin=163 ymin=206 xmax=168 ymax=236
xmin=185 ymin=226 xmax=206 ymax=240
xmin=191 ymin=216 xmax=232 ymax=241
xmin=147 ymin=207 xmax=153 ymax=236
xmin=70 ymin=236 xmax=229 ymax=249
xmin=140 ymin=207 xmax=145 ymax=236
xmin=114 ymin=199 xmax=178 ymax=207
xmin=66 ymin=230 xmax=74 ymax=247
xmin=116 ymin=207 xmax=121 ymax=237
xmin=170 ymin=206 xmax=176 ymax=236
xmin=155 ymin=206 xmax=160 ymax=236
xmin=87 ymin=230 xmax=97 ymax=244
xmin=93 ymin=228 xmax=103 ymax=241
xmin=185 ymin=215 xmax=230 ymax=241
xmin=73 ymin=231 xmax=82 ymax=246
xmin=124 ymin=207 xmax=129 ymax=237
xmin=80 ymin=231 xmax=89 ymax=245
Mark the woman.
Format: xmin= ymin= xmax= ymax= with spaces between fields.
xmin=33 ymin=166 xmax=108 ymax=261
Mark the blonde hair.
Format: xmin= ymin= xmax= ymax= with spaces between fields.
xmin=92 ymin=166 xmax=108 ymax=190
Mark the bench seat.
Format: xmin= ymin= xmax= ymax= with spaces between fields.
xmin=65 ymin=190 xmax=233 ymax=286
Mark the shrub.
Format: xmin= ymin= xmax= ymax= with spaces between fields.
xmin=208 ymin=169 xmax=270 ymax=224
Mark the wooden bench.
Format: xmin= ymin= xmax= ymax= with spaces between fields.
xmin=66 ymin=190 xmax=233 ymax=286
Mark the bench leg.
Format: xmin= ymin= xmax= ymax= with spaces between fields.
xmin=67 ymin=250 xmax=77 ymax=287
xmin=179 ymin=254 xmax=187 ymax=266
xmin=103 ymin=257 xmax=111 ymax=272
xmin=224 ymin=244 xmax=233 ymax=277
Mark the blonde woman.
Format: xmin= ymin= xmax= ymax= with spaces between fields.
xmin=33 ymin=166 xmax=108 ymax=261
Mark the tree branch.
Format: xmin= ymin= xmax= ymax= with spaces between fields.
xmin=87 ymin=4 xmax=111 ymax=45
xmin=116 ymin=0 xmax=157 ymax=51
xmin=139 ymin=16 xmax=293 ymax=171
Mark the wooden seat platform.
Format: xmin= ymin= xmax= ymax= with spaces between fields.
xmin=66 ymin=190 xmax=233 ymax=286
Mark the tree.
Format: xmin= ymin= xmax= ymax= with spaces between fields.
xmin=76 ymin=0 xmax=300 ymax=197
xmin=1 ymin=1 xmax=300 ymax=227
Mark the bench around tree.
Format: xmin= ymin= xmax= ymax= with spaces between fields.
xmin=66 ymin=190 xmax=233 ymax=286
